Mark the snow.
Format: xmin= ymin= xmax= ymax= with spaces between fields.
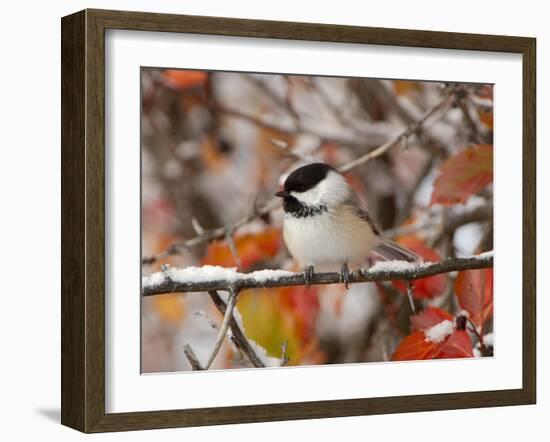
xmin=143 ymin=271 xmax=166 ymax=288
xmin=424 ymin=320 xmax=455 ymax=343
xmin=142 ymin=265 xmax=240 ymax=288
xmin=455 ymin=309 xmax=470 ymax=318
xmin=248 ymin=269 xmax=295 ymax=283
xmin=247 ymin=338 xmax=283 ymax=367
xmin=369 ymin=260 xmax=429 ymax=273
xmin=142 ymin=266 xmax=295 ymax=288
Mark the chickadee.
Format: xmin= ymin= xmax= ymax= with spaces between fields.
xmin=275 ymin=162 xmax=418 ymax=287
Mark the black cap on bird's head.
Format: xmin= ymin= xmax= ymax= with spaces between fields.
xmin=275 ymin=163 xmax=336 ymax=198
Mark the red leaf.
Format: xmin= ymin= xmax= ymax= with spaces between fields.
xmin=391 ymin=331 xmax=439 ymax=361
xmin=163 ymin=70 xmax=208 ymax=89
xmin=433 ymin=331 xmax=474 ymax=358
xmin=455 ymin=268 xmax=493 ymax=328
xmin=431 ymin=144 xmax=493 ymax=206
xmin=202 ymin=228 xmax=282 ymax=270
xmin=277 ymin=286 xmax=320 ymax=341
xmin=392 ymin=329 xmax=474 ymax=361
xmin=410 ymin=307 xmax=453 ymax=332
xmin=392 ymin=236 xmax=446 ymax=299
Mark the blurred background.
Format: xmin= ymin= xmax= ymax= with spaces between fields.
xmin=141 ymin=68 xmax=494 ymax=373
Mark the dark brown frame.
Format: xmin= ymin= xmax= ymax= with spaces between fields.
xmin=61 ymin=8 xmax=536 ymax=433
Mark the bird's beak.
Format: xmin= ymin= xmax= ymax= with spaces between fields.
xmin=275 ymin=190 xmax=290 ymax=198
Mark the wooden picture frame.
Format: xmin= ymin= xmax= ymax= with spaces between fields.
xmin=61 ymin=8 xmax=536 ymax=433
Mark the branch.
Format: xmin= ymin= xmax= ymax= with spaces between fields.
xmin=386 ymin=202 xmax=493 ymax=240
xmin=280 ymin=341 xmax=289 ymax=366
xmin=338 ymin=84 xmax=458 ymax=173
xmin=142 ymin=86 xmax=460 ymax=266
xmin=208 ymin=290 xmax=265 ymax=368
xmin=183 ymin=344 xmax=204 ymax=370
xmin=142 ymin=253 xmax=493 ymax=296
xmin=205 ymin=286 xmax=239 ymax=369
xmin=358 ymin=79 xmax=456 ymax=158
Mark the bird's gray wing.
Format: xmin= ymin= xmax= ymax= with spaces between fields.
xmin=356 ymin=207 xmax=381 ymax=236
xmin=347 ymin=197 xmax=419 ymax=262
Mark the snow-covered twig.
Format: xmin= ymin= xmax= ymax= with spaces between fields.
xmin=142 ymin=253 xmax=493 ymax=296
xmin=142 ymin=86 xmax=461 ymax=266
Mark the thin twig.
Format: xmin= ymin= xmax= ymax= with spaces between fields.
xmin=183 ymin=344 xmax=204 ymax=370
xmin=280 ymin=341 xmax=289 ymax=366
xmin=431 ymin=203 xmax=493 ymax=248
xmin=467 ymin=317 xmax=487 ymax=355
xmin=205 ymin=287 xmax=240 ymax=369
xmin=406 ymin=282 xmax=416 ymax=313
xmin=270 ymin=138 xmax=313 ymax=163
xmin=143 ymin=253 xmax=493 ymax=296
xmin=387 ymin=202 xmax=493 ymax=240
xmin=359 ymin=79 xmax=457 ymax=158
xmin=208 ymin=290 xmax=265 ymax=368
xmin=338 ymin=85 xmax=458 ymax=173
xmin=225 ymin=228 xmax=242 ymax=268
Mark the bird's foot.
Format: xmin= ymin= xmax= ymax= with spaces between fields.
xmin=340 ymin=262 xmax=350 ymax=289
xmin=304 ymin=265 xmax=315 ymax=288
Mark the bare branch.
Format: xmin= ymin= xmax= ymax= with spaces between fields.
xmin=358 ymin=79 xmax=457 ymax=158
xmin=338 ymin=85 xmax=458 ymax=173
xmin=208 ymin=290 xmax=265 ymax=368
xmin=143 ymin=253 xmax=493 ymax=296
xmin=386 ymin=202 xmax=493 ymax=240
xmin=224 ymin=228 xmax=242 ymax=268
xmin=205 ymin=286 xmax=239 ymax=369
xmin=406 ymin=282 xmax=416 ymax=313
xmin=280 ymin=341 xmax=289 ymax=366
xmin=431 ymin=203 xmax=493 ymax=248
xmin=270 ymin=138 xmax=313 ymax=163
xmin=183 ymin=344 xmax=204 ymax=371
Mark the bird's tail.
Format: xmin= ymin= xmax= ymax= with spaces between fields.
xmin=372 ymin=239 xmax=420 ymax=263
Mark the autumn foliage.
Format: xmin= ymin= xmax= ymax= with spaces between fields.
xmin=140 ymin=68 xmax=494 ymax=372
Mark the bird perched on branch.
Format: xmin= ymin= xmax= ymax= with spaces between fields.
xmin=275 ymin=162 xmax=418 ymax=287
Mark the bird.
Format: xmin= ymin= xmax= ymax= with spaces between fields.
xmin=275 ymin=162 xmax=419 ymax=288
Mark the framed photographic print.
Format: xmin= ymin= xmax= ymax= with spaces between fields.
xmin=61 ymin=9 xmax=536 ymax=433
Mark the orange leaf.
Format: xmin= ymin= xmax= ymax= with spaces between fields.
xmin=392 ymin=236 xmax=446 ymax=299
xmin=433 ymin=331 xmax=474 ymax=358
xmin=236 ymin=286 xmax=319 ymax=364
xmin=151 ymin=294 xmax=186 ymax=326
xmin=163 ymin=69 xmax=208 ymax=89
xmin=393 ymin=80 xmax=421 ymax=96
xmin=410 ymin=306 xmax=453 ymax=332
xmin=202 ymin=228 xmax=282 ymax=270
xmin=431 ymin=144 xmax=493 ymax=206
xmin=478 ymin=109 xmax=493 ymax=129
xmin=391 ymin=331 xmax=439 ymax=361
xmin=455 ymin=268 xmax=493 ymax=328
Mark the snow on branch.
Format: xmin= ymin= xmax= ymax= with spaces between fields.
xmin=142 ymin=252 xmax=493 ymax=297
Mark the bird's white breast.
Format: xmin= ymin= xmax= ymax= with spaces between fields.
xmin=283 ymin=206 xmax=378 ymax=271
